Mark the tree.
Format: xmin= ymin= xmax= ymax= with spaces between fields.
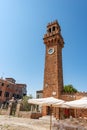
xmin=63 ymin=84 xmax=78 ymax=93
xmin=21 ymin=94 xmax=33 ymax=111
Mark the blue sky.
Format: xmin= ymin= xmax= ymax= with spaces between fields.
xmin=0 ymin=0 xmax=87 ymax=97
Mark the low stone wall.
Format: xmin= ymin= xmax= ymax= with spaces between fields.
xmin=0 ymin=107 xmax=42 ymax=119
xmin=18 ymin=111 xmax=42 ymax=119
xmin=18 ymin=111 xmax=32 ymax=118
xmin=0 ymin=109 xmax=7 ymax=115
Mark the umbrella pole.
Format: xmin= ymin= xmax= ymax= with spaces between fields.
xmin=50 ymin=105 xmax=52 ymax=130
xmin=75 ymin=108 xmax=77 ymax=118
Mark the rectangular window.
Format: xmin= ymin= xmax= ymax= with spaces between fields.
xmin=2 ymin=83 xmax=4 ymax=86
xmin=4 ymin=92 xmax=9 ymax=97
xmin=0 ymin=91 xmax=2 ymax=96
xmin=13 ymin=93 xmax=17 ymax=98
xmin=37 ymin=95 xmax=39 ymax=98
xmin=52 ymin=26 xmax=55 ymax=31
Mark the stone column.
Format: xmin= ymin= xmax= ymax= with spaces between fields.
xmin=31 ymin=105 xmax=33 ymax=112
xmin=7 ymin=97 xmax=15 ymax=116
xmin=15 ymin=99 xmax=22 ymax=117
xmin=39 ymin=105 xmax=42 ymax=113
xmin=7 ymin=102 xmax=12 ymax=116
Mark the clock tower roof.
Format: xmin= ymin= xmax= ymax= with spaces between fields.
xmin=43 ymin=20 xmax=64 ymax=48
xmin=47 ymin=20 xmax=60 ymax=29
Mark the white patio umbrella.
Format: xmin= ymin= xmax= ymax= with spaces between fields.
xmin=64 ymin=97 xmax=87 ymax=108
xmin=28 ymin=97 xmax=65 ymax=106
xmin=28 ymin=97 xmax=65 ymax=130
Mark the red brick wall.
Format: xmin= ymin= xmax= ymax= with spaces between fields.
xmin=61 ymin=92 xmax=87 ymax=118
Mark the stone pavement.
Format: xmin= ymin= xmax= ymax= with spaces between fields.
xmin=0 ymin=115 xmax=53 ymax=130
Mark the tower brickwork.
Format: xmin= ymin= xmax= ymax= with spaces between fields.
xmin=43 ymin=20 xmax=64 ymax=99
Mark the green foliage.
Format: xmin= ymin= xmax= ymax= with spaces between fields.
xmin=63 ymin=84 xmax=78 ymax=93
xmin=21 ymin=95 xmax=33 ymax=111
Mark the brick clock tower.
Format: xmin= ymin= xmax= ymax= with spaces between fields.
xmin=43 ymin=20 xmax=64 ymax=99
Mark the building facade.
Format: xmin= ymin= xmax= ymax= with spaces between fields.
xmin=36 ymin=90 xmax=43 ymax=98
xmin=0 ymin=77 xmax=27 ymax=104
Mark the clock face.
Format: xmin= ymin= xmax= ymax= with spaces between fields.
xmin=48 ymin=48 xmax=54 ymax=54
